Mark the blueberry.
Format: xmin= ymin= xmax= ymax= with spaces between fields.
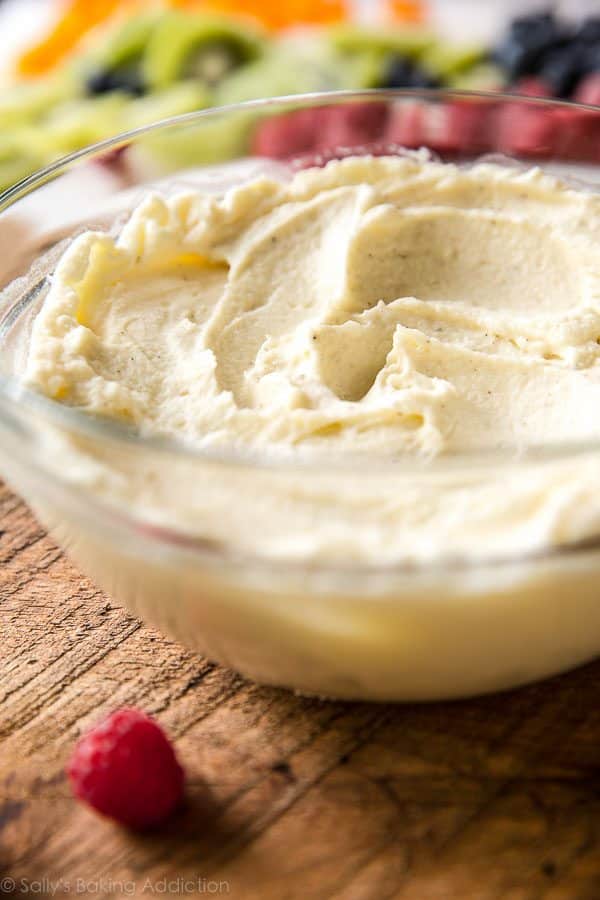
xmin=492 ymin=41 xmax=533 ymax=80
xmin=572 ymin=17 xmax=600 ymax=45
xmin=582 ymin=43 xmax=600 ymax=75
xmin=409 ymin=69 xmax=442 ymax=89
xmin=509 ymin=11 xmax=557 ymax=38
xmin=85 ymin=69 xmax=114 ymax=95
xmin=382 ymin=55 xmax=440 ymax=90
xmin=86 ymin=67 xmax=146 ymax=97
xmin=539 ymin=47 xmax=585 ymax=96
xmin=493 ymin=11 xmax=568 ymax=79
xmin=384 ymin=57 xmax=413 ymax=88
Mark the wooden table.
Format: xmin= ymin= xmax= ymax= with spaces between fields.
xmin=1 ymin=480 xmax=600 ymax=900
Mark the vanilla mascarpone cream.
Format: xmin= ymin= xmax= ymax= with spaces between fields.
xmin=23 ymin=155 xmax=600 ymax=564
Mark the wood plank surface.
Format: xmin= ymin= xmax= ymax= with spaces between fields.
xmin=1 ymin=479 xmax=600 ymax=899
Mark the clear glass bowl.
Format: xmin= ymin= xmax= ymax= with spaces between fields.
xmin=2 ymin=89 xmax=600 ymax=702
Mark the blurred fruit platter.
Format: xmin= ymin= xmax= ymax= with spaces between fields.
xmin=1 ymin=0 xmax=600 ymax=192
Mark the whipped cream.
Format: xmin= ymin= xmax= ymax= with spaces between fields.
xmin=23 ymin=155 xmax=600 ymax=564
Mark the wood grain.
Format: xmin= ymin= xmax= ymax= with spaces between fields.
xmin=1 ymin=479 xmax=600 ymax=899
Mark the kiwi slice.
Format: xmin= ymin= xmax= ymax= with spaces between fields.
xmin=338 ymin=46 xmax=391 ymax=88
xmin=216 ymin=45 xmax=347 ymax=107
xmin=277 ymin=35 xmax=379 ymax=90
xmin=142 ymin=12 xmax=265 ymax=91
xmin=0 ymin=128 xmax=53 ymax=191
xmin=0 ymin=71 xmax=78 ymax=129
xmin=124 ymin=81 xmax=211 ymax=130
xmin=328 ymin=24 xmax=435 ymax=60
xmin=0 ymin=154 xmax=47 ymax=192
xmin=184 ymin=42 xmax=244 ymax=86
xmin=449 ymin=62 xmax=504 ymax=91
xmin=326 ymin=24 xmax=437 ymax=90
xmin=42 ymin=94 xmax=129 ymax=154
xmin=127 ymin=108 xmax=253 ymax=177
xmin=421 ymin=42 xmax=486 ymax=78
xmin=80 ymin=13 xmax=167 ymax=97
xmin=92 ymin=12 xmax=164 ymax=71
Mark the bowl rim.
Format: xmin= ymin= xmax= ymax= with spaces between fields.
xmin=2 ymin=86 xmax=600 ymax=477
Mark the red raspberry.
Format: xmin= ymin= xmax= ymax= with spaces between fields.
xmin=67 ymin=708 xmax=185 ymax=829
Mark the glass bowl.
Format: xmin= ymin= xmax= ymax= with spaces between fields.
xmin=2 ymin=89 xmax=600 ymax=702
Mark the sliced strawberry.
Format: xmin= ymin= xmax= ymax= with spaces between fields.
xmin=252 ymin=107 xmax=328 ymax=159
xmin=495 ymin=98 xmax=558 ymax=159
xmin=496 ymin=72 xmax=600 ymax=162
xmin=317 ymin=101 xmax=389 ymax=153
xmin=568 ymin=74 xmax=600 ymax=161
xmin=385 ymin=100 xmax=425 ymax=149
xmin=424 ymin=100 xmax=494 ymax=155
xmin=94 ymin=145 xmax=129 ymax=169
xmin=512 ymin=77 xmax=554 ymax=98
xmin=550 ymin=107 xmax=600 ymax=161
xmin=574 ymin=72 xmax=600 ymax=107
